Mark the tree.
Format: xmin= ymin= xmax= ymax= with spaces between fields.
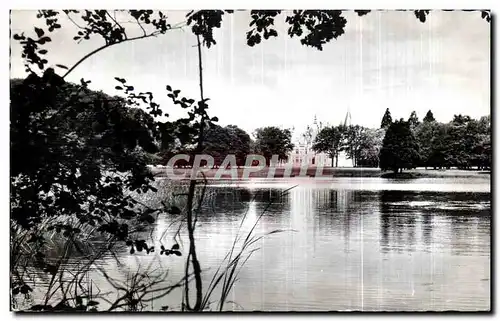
xmin=474 ymin=116 xmax=491 ymax=169
xmin=427 ymin=122 xmax=449 ymax=169
xmin=11 ymin=10 xmax=215 ymax=311
xmin=357 ymin=128 xmax=385 ymax=167
xmin=201 ymin=124 xmax=251 ymax=167
xmin=312 ymin=126 xmax=343 ymax=167
xmin=226 ymin=125 xmax=252 ymax=166
xmin=416 ymin=114 xmax=491 ymax=170
xmin=443 ymin=114 xmax=475 ymax=169
xmin=423 ymin=110 xmax=435 ymax=123
xmin=10 ymin=74 xmax=161 ymax=230
xmin=380 ymin=108 xmax=392 ymax=129
xmin=408 ymin=111 xmax=420 ymax=130
xmin=253 ymin=127 xmax=294 ymax=165
xmin=415 ymin=120 xmax=441 ymax=168
xmin=343 ymin=125 xmax=365 ymax=167
xmin=379 ymin=120 xmax=420 ymax=173
xmin=454 ymin=115 xmax=490 ymax=170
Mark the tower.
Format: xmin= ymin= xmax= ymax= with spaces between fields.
xmin=343 ymin=108 xmax=352 ymax=128
xmin=336 ymin=108 xmax=353 ymax=167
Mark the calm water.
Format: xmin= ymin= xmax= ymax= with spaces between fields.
xmin=22 ymin=177 xmax=491 ymax=311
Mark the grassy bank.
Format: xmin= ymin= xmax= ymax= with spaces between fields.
xmin=380 ymin=169 xmax=491 ymax=179
xmin=151 ymin=166 xmax=490 ymax=180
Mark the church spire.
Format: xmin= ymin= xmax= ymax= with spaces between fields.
xmin=344 ymin=108 xmax=352 ymax=128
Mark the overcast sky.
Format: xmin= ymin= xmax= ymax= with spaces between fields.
xmin=10 ymin=10 xmax=490 ymax=137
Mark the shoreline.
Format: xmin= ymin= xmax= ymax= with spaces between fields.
xmin=150 ymin=166 xmax=491 ymax=180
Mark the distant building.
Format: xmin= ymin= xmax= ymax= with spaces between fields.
xmin=288 ymin=142 xmax=330 ymax=167
xmin=287 ymin=111 xmax=353 ymax=168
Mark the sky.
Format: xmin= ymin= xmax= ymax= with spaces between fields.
xmin=10 ymin=10 xmax=491 ymax=139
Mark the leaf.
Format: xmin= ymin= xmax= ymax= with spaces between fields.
xmin=166 ymin=85 xmax=172 ymax=91
xmin=115 ymin=86 xmax=123 ymax=90
xmin=355 ymin=10 xmax=371 ymax=17
xmin=55 ymin=64 xmax=68 ymax=70
xmin=172 ymin=250 xmax=182 ymax=256
xmin=87 ymin=300 xmax=99 ymax=307
xmin=38 ymin=36 xmax=52 ymax=44
xmin=21 ymin=284 xmax=32 ymax=294
xmin=130 ymin=247 xmax=135 ymax=254
xmin=38 ymin=49 xmax=48 ymax=55
xmin=13 ymin=33 xmax=25 ymax=40
xmin=168 ymin=206 xmax=181 ymax=214
xmin=171 ymin=243 xmax=180 ymax=250
xmin=34 ymin=27 xmax=44 ymax=38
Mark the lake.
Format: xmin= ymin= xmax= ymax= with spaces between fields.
xmin=20 ymin=176 xmax=491 ymax=312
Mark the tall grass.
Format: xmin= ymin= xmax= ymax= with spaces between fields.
xmin=200 ymin=185 xmax=297 ymax=311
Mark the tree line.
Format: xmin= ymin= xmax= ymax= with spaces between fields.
xmin=380 ymin=109 xmax=491 ymax=172
xmin=311 ymin=108 xmax=490 ymax=173
xmin=152 ymin=106 xmax=490 ymax=172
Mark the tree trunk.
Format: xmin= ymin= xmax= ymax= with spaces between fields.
xmin=184 ymin=35 xmax=205 ymax=312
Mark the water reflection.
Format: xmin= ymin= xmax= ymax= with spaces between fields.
xmin=378 ymin=190 xmax=490 ymax=255
xmin=25 ymin=178 xmax=491 ymax=311
xmin=198 ymin=184 xmax=490 ymax=310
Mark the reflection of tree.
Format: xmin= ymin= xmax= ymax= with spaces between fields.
xmin=379 ymin=191 xmax=419 ymax=253
xmin=439 ymin=192 xmax=490 ymax=255
xmin=449 ymin=215 xmax=476 ymax=255
xmin=256 ymin=189 xmax=287 ymax=204
xmin=421 ymin=213 xmax=433 ymax=249
xmin=196 ymin=187 xmax=253 ymax=219
xmin=314 ymin=189 xmax=370 ymax=252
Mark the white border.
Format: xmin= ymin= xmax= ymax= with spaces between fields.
xmin=2 ymin=0 xmax=497 ymax=320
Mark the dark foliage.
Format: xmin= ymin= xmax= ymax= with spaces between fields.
xmin=408 ymin=111 xmax=420 ymax=130
xmin=423 ymin=110 xmax=435 ymax=123
xmin=380 ymin=108 xmax=392 ymax=129
xmin=253 ymin=127 xmax=294 ymax=165
xmin=10 ymin=72 xmax=161 ymax=231
xmin=312 ymin=126 xmax=343 ymax=166
xmin=202 ymin=124 xmax=252 ymax=167
xmin=379 ymin=120 xmax=420 ymax=173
